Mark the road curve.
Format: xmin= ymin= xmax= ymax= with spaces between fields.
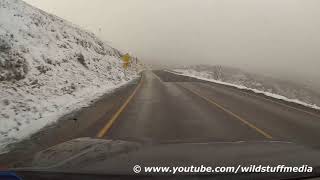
xmin=3 ymin=70 xmax=320 ymax=167
xmin=105 ymin=70 xmax=320 ymax=149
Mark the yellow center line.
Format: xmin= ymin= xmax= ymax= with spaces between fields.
xmin=96 ymin=77 xmax=144 ymax=138
xmin=152 ymin=72 xmax=164 ymax=82
xmin=241 ymin=90 xmax=320 ymax=119
xmin=167 ymin=71 xmax=320 ymax=119
xmin=201 ymin=83 xmax=320 ymax=119
xmin=180 ymin=84 xmax=273 ymax=139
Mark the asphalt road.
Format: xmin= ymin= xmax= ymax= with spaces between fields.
xmin=1 ymin=78 xmax=140 ymax=166
xmin=106 ymin=70 xmax=320 ymax=149
xmin=2 ymin=70 xmax=320 ymax=166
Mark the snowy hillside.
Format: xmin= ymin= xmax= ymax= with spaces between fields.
xmin=0 ymin=0 xmax=142 ymax=153
xmin=172 ymin=65 xmax=320 ymax=110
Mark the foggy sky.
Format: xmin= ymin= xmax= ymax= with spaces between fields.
xmin=24 ymin=0 xmax=320 ymax=88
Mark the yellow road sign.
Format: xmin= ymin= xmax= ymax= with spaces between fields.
xmin=121 ymin=53 xmax=131 ymax=63
xmin=121 ymin=53 xmax=131 ymax=69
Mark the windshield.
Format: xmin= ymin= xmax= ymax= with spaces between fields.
xmin=1 ymin=0 xmax=320 ymax=179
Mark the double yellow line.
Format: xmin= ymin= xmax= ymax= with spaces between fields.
xmin=180 ymin=84 xmax=273 ymax=139
xmin=96 ymin=77 xmax=144 ymax=138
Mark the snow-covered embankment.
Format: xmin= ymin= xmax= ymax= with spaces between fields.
xmin=0 ymin=0 xmax=142 ymax=154
xmin=170 ymin=68 xmax=320 ymax=110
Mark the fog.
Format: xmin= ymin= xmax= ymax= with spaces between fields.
xmin=24 ymin=0 xmax=320 ymax=89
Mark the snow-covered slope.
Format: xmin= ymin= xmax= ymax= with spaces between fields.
xmin=172 ymin=65 xmax=320 ymax=110
xmin=0 ymin=0 xmax=142 ymax=154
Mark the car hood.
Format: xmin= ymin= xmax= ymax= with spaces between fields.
xmin=14 ymin=138 xmax=320 ymax=175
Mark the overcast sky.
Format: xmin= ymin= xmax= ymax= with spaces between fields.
xmin=24 ymin=0 xmax=320 ymax=88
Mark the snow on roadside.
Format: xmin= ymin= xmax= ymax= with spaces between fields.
xmin=168 ymin=69 xmax=320 ymax=110
xmin=0 ymin=78 xmax=138 ymax=154
xmin=0 ymin=0 xmax=143 ymax=154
